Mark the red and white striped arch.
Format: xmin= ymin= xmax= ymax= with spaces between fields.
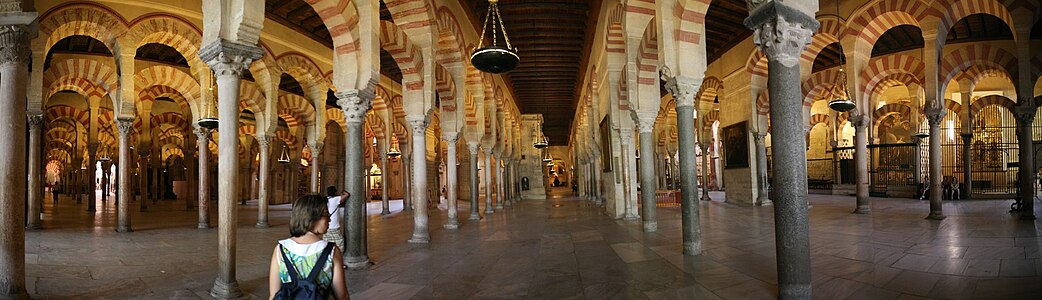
xmin=872 ymin=103 xmax=912 ymax=127
xmin=434 ymin=7 xmax=465 ymax=67
xmin=803 ymin=69 xmax=846 ymax=107
xmin=138 ymin=85 xmax=192 ymax=120
xmin=435 ymin=64 xmax=457 ymax=112
xmin=45 ymin=105 xmax=89 ymax=127
xmin=810 ymin=113 xmax=831 ymax=128
xmin=135 ymin=65 xmax=201 ymax=116
xmin=277 ymin=93 xmax=317 ymax=128
xmin=380 ymin=20 xmax=425 ymax=91
xmin=937 ymin=0 xmax=1016 ymax=42
xmin=44 ymin=58 xmax=118 ymax=100
xmin=47 ymin=77 xmax=105 ymax=101
xmin=127 ymin=14 xmax=205 ymax=76
xmin=801 ymin=17 xmax=845 ymax=66
xmin=746 ymin=49 xmax=768 ymax=78
xmin=300 ymin=0 xmax=364 ymax=90
xmin=365 ymin=111 xmax=385 ymax=141
xmin=672 ymin=0 xmax=711 ymax=77
xmin=698 ymin=77 xmax=723 ymax=105
xmin=38 ymin=3 xmax=128 ymax=55
xmin=276 ymin=52 xmax=329 ymax=98
xmin=860 ymin=54 xmax=925 ymax=102
xmin=970 ymin=94 xmax=1017 ymax=114
xmin=844 ymin=0 xmax=939 ymax=47
xmin=940 ymin=44 xmax=1018 ymax=93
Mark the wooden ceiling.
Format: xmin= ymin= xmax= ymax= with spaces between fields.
xmin=463 ymin=0 xmax=597 ymax=145
xmin=706 ymin=0 xmax=753 ymax=65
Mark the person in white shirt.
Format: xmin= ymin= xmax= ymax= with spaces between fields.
xmin=322 ymin=186 xmax=349 ymax=256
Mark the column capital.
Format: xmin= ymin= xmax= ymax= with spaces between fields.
xmin=193 ymin=124 xmax=212 ymax=140
xmin=631 ymin=111 xmax=657 ymax=134
xmin=199 ymin=40 xmax=263 ymax=77
xmin=442 ymin=132 xmax=460 ymax=143
xmin=0 ymin=24 xmax=33 ymax=65
xmin=752 ymin=131 xmax=767 ymax=146
xmin=467 ymin=143 xmax=480 ymax=154
xmin=27 ymin=114 xmax=44 ymax=129
xmin=255 ymin=135 xmax=272 ymax=148
xmin=116 ymin=118 xmax=134 ymax=135
xmin=662 ymin=69 xmax=702 ymax=108
xmin=408 ymin=116 xmax=430 ymax=133
xmin=924 ymin=106 xmax=947 ymax=125
xmin=745 ymin=1 xmax=819 ymax=68
xmin=309 ymin=142 xmax=323 ymax=154
xmin=848 ymin=111 xmax=868 ymax=128
xmin=336 ymin=89 xmax=374 ymax=124
xmin=1012 ymin=102 xmax=1036 ymax=124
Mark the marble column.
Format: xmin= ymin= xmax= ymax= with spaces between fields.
xmin=665 ymin=76 xmax=702 ymax=256
xmin=87 ymin=143 xmax=99 ymax=212
xmin=27 ymin=115 xmax=44 ymax=229
xmin=620 ymin=130 xmax=638 ymax=220
xmin=444 ymin=135 xmax=460 ymax=229
xmin=256 ymin=135 xmax=272 ymax=228
xmin=636 ymin=116 xmax=657 ymax=232
xmin=201 ymin=42 xmax=262 ymax=299
xmin=495 ymin=158 xmax=505 ymax=211
xmin=139 ymin=151 xmax=149 ymax=212
xmin=310 ymin=143 xmax=322 ymax=193
xmin=468 ymin=144 xmax=482 ymax=220
xmin=380 ymin=152 xmax=390 ymax=215
xmin=483 ymin=149 xmax=494 ymax=215
xmin=1013 ymin=104 xmax=1036 ymax=219
xmin=185 ymin=146 xmax=195 ymax=211
xmin=0 ymin=22 xmax=31 ymax=298
xmin=960 ymin=133 xmax=972 ymax=199
xmin=925 ymin=108 xmax=946 ymax=220
xmin=408 ymin=118 xmax=430 ymax=243
xmin=116 ymin=118 xmax=134 ymax=233
xmin=747 ymin=3 xmax=817 ymax=297
xmin=337 ymin=90 xmax=373 ymax=269
xmin=195 ymin=125 xmax=212 ymax=229
xmin=851 ymin=113 xmax=870 ymax=213
xmin=754 ymin=132 xmax=770 ymax=205
xmin=402 ymin=154 xmax=412 ymax=211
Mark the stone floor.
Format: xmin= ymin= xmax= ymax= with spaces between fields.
xmin=23 ymin=189 xmax=1042 ymax=299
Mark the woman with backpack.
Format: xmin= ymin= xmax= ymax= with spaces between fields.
xmin=268 ymin=194 xmax=350 ymax=299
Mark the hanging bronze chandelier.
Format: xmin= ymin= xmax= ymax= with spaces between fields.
xmin=471 ymin=0 xmax=519 ymax=74
xmin=277 ymin=145 xmax=291 ymax=164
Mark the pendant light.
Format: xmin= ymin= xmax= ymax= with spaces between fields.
xmin=277 ymin=145 xmax=291 ymax=164
xmin=471 ymin=0 xmax=519 ymax=74
xmin=198 ymin=76 xmax=219 ymax=129
xmin=542 ymin=149 xmax=553 ymax=163
xmin=533 ymin=134 xmax=548 ymax=149
xmin=828 ymin=0 xmax=855 ymax=113
xmin=99 ymin=146 xmax=111 ymax=162
xmin=387 ymin=136 xmax=401 ymax=158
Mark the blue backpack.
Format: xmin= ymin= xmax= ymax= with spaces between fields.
xmin=273 ymin=243 xmax=336 ymax=300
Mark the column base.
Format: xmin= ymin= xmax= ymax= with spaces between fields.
xmin=408 ymin=235 xmax=431 ymax=244
xmin=26 ymin=224 xmax=42 ymax=230
xmin=623 ymin=213 xmax=639 ymax=221
xmin=198 ymin=223 xmax=210 ymax=229
xmin=468 ymin=213 xmax=481 ymax=220
xmin=701 ymin=194 xmax=712 ymax=201
xmin=683 ymin=241 xmax=702 ymax=256
xmin=443 ymin=222 xmax=459 ymax=230
xmin=484 ymin=209 xmax=494 ymax=214
xmin=255 ymin=222 xmax=269 ymax=229
xmin=381 ymin=209 xmax=390 ymax=215
xmin=758 ymin=200 xmax=774 ymax=206
xmin=642 ymin=221 xmax=657 ymax=232
xmin=778 ymin=283 xmax=811 ymax=300
xmin=345 ymin=256 xmax=370 ymax=270
xmin=852 ymin=206 xmax=871 ymax=214
xmin=495 ymin=204 xmax=504 ymax=210
xmin=209 ymin=278 xmax=243 ymax=299
xmin=925 ymin=212 xmax=946 ymax=220
xmin=116 ymin=226 xmax=133 ymax=233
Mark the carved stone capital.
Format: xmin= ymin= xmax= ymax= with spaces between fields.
xmin=27 ymin=114 xmax=44 ymax=129
xmin=309 ymin=143 xmax=323 ymax=155
xmin=467 ymin=143 xmax=480 ymax=155
xmin=255 ymin=135 xmax=272 ymax=149
xmin=1013 ymin=103 xmax=1036 ymax=124
xmin=407 ymin=115 xmax=430 ymax=134
xmin=193 ymin=124 xmax=212 ymax=141
xmin=442 ymin=132 xmax=460 ymax=143
xmin=116 ymin=118 xmax=134 ymax=135
xmin=631 ymin=111 xmax=657 ymax=134
xmin=924 ymin=106 xmax=947 ymax=126
xmin=0 ymin=25 xmax=32 ymax=65
xmin=848 ymin=111 xmax=867 ymax=128
xmin=745 ymin=2 xmax=819 ymax=68
xmin=199 ymin=40 xmax=264 ymax=77
xmin=663 ymin=72 xmax=702 ymax=109
xmin=752 ymin=131 xmax=767 ymax=146
xmin=335 ymin=90 xmax=374 ymax=124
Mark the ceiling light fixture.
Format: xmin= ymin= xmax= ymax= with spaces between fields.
xmin=828 ymin=0 xmax=855 ymax=113
xmin=471 ymin=0 xmax=519 ymax=74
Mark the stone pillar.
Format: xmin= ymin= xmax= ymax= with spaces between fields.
xmin=87 ymin=143 xmax=99 ymax=212
xmin=753 ymin=132 xmax=770 ymax=205
xmin=746 ymin=3 xmax=818 ymax=297
xmin=185 ymin=146 xmax=195 ymax=211
xmin=1013 ymin=104 xmax=1036 ymax=219
xmin=483 ymin=149 xmax=494 ymax=215
xmin=925 ymin=107 xmax=946 ymax=220
xmin=408 ymin=118 xmax=430 ymax=243
xmin=444 ymin=135 xmax=460 ymax=229
xmin=139 ymin=151 xmax=149 ymax=212
xmin=201 ymin=42 xmax=262 ymax=299
xmin=310 ymin=143 xmax=322 ymax=193
xmin=850 ymin=112 xmax=870 ymax=213
xmin=256 ymin=135 xmax=272 ymax=228
xmin=635 ymin=115 xmax=657 ymax=232
xmin=116 ymin=118 xmax=134 ymax=233
xmin=468 ymin=144 xmax=481 ymax=220
xmin=664 ymin=75 xmax=702 ymax=256
xmin=961 ymin=133 xmax=972 ymax=199
xmin=336 ymin=90 xmax=373 ymax=269
xmin=402 ymin=154 xmax=412 ymax=211
xmin=620 ymin=130 xmax=638 ymax=219
xmin=495 ymin=158 xmax=505 ymax=211
xmin=195 ymin=125 xmax=212 ymax=229
xmin=27 ymin=115 xmax=44 ymax=229
xmin=0 ymin=22 xmax=31 ymax=298
xmin=380 ymin=152 xmax=390 ymax=215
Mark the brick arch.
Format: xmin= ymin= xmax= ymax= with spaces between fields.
xmin=276 ymin=52 xmax=329 ymax=96
xmin=698 ymin=77 xmax=723 ymax=104
xmin=389 ymin=95 xmax=406 ymax=121
xmin=636 ymin=20 xmax=659 ymax=91
xmin=392 ymin=120 xmax=409 ymax=146
xmin=756 ymin=90 xmax=770 ymax=116
xmin=127 ymin=14 xmax=205 ymax=76
xmin=746 ymin=49 xmax=768 ymax=78
xmin=45 ymin=105 xmax=90 ymax=127
xmin=435 ymin=64 xmax=457 ymax=111
xmin=803 ymin=69 xmax=846 ymax=106
xmin=239 ymin=83 xmax=266 ymax=115
xmin=134 ymin=65 xmax=201 ymax=116
xmin=47 ymin=77 xmax=104 ymax=101
xmin=463 ymin=60 xmax=484 ymax=126
xmin=380 ymin=20 xmax=424 ymax=91
xmin=435 ymin=7 xmax=466 ymax=67
xmin=845 ymin=0 xmax=939 ymax=46
xmin=860 ymin=54 xmax=925 ymax=101
xmin=297 ymin=0 xmax=363 ymax=87
xmin=38 ymin=3 xmax=129 ymax=54
xmin=801 ymin=17 xmax=845 ymax=65
xmin=326 ymin=108 xmax=346 ymax=130
xmin=810 ymin=113 xmax=832 ymax=128
xmin=44 ymin=58 xmax=118 ymax=100
xmin=673 ymin=0 xmax=712 ymax=78
xmin=703 ymin=110 xmax=719 ymax=132
xmin=152 ymin=112 xmax=189 ymax=131
xmin=604 ymin=4 xmax=624 ymax=56
xmin=277 ymin=93 xmax=317 ymax=128
xmin=955 ymin=65 xmax=1014 ymax=88
xmin=365 ymin=111 xmax=385 ymax=140
xmin=873 ymin=103 xmax=912 ymax=124
xmin=371 ymin=85 xmax=390 ymax=117
xmin=970 ymin=95 xmax=1016 ymax=114
xmin=940 ymin=44 xmax=1018 ymax=93
xmin=937 ymin=0 xmax=1016 ymax=42
xmin=137 ymin=85 xmax=192 ymax=120
xmin=382 ymin=0 xmax=436 ymax=49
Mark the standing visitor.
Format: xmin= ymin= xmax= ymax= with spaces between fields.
xmin=323 ymin=186 xmax=348 ymax=255
xmin=268 ymin=194 xmax=349 ymax=299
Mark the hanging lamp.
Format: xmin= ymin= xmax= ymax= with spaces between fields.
xmin=828 ymin=0 xmax=855 ymax=113
xmin=277 ymin=145 xmax=291 ymax=164
xmin=542 ymin=149 xmax=553 ymax=163
xmin=471 ymin=0 xmax=519 ymax=74
xmin=98 ymin=146 xmax=111 ymax=162
xmin=198 ymin=77 xmax=220 ymax=129
xmin=387 ymin=136 xmax=401 ymax=158
xmin=533 ymin=134 xmax=548 ymax=149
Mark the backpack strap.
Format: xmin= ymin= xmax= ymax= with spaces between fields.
xmin=278 ymin=244 xmax=302 ymax=282
xmin=305 ymin=243 xmax=336 ymax=282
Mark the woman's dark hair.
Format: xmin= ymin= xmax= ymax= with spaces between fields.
xmin=326 ymin=186 xmax=337 ymax=197
xmin=289 ymin=194 xmax=328 ymax=237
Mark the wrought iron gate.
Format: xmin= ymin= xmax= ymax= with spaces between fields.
xmin=970 ymin=104 xmax=1017 ymax=196
xmin=869 ymin=143 xmax=917 ymax=196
